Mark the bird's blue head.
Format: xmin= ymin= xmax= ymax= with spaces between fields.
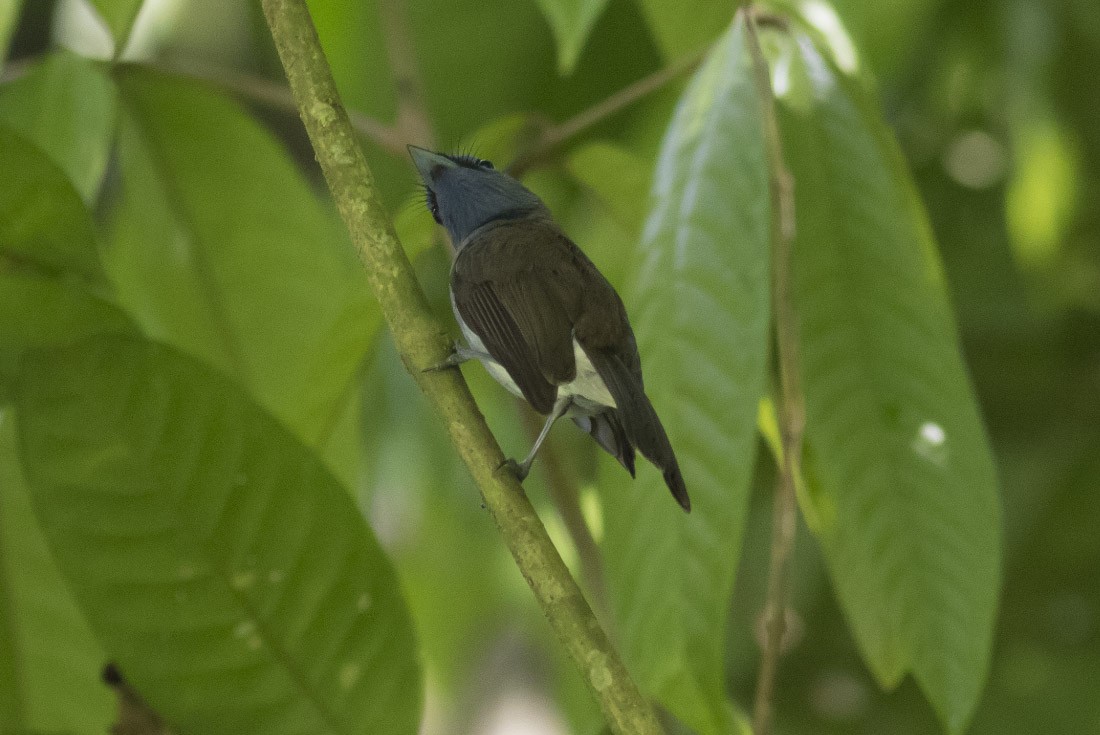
xmin=408 ymin=146 xmax=548 ymax=246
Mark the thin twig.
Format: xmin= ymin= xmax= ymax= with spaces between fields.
xmin=102 ymin=664 xmax=175 ymax=735
xmin=160 ymin=58 xmax=407 ymax=155
xmin=0 ymin=55 xmax=35 ymax=84
xmin=508 ymin=50 xmax=706 ymax=176
xmin=744 ymin=6 xmax=804 ymax=735
xmin=0 ymin=54 xmax=407 ymax=154
xmin=257 ymin=2 xmax=663 ymax=733
xmin=378 ymin=0 xmax=435 ymax=147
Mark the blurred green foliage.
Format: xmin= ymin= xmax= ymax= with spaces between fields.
xmin=0 ymin=1 xmax=1096 ymax=734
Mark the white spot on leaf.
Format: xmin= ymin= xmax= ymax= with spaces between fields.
xmin=919 ymin=422 xmax=946 ymax=446
xmin=913 ymin=421 xmax=948 ymax=464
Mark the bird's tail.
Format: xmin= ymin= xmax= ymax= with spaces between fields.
xmin=572 ymin=411 xmax=636 ymax=477
xmin=588 ymin=351 xmax=691 ymax=512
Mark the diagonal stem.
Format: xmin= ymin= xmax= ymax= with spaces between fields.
xmin=158 ymin=58 xmax=407 ymax=155
xmin=743 ymin=6 xmax=804 ymax=735
xmin=257 ymin=2 xmax=663 ymax=733
xmin=378 ymin=0 xmax=435 ymax=147
xmin=507 ymin=49 xmax=705 ymax=176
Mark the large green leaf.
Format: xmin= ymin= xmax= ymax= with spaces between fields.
xmin=777 ymin=30 xmax=1001 ymax=732
xmin=107 ymin=67 xmax=376 ymax=486
xmin=0 ymin=125 xmax=102 ymax=280
xmin=600 ymin=17 xmax=769 ymax=735
xmin=532 ymin=0 xmax=610 ymax=74
xmin=0 ymin=51 xmax=118 ymax=201
xmin=88 ymin=0 xmax=144 ymax=51
xmin=0 ymin=413 xmax=114 ymax=734
xmin=15 ymin=336 xmax=422 ymax=735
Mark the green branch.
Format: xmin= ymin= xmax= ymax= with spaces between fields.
xmin=257 ymin=2 xmax=663 ymax=733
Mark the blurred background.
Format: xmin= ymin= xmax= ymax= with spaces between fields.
xmin=3 ymin=0 xmax=1098 ymax=733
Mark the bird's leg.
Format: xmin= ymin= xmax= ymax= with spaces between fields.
xmin=423 ymin=340 xmax=491 ymax=372
xmin=503 ymin=394 xmax=572 ymax=481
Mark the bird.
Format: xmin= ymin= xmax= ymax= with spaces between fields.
xmin=409 ymin=146 xmax=690 ymax=512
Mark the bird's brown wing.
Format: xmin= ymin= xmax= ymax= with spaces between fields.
xmin=451 ymin=218 xmax=587 ymax=414
xmin=453 ymin=216 xmax=690 ymax=510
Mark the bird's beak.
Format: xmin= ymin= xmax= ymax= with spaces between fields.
xmin=407 ymin=145 xmax=456 ymax=185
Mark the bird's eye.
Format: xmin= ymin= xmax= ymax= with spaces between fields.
xmin=426 ymin=189 xmax=442 ymax=224
xmin=477 ymin=159 xmax=494 ymax=170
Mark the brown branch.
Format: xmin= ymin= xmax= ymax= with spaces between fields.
xmin=0 ymin=54 xmax=408 ymax=155
xmin=102 ymin=664 xmax=175 ymax=735
xmin=0 ymin=55 xmax=35 ymax=84
xmin=159 ymin=58 xmax=407 ymax=156
xmin=378 ymin=0 xmax=435 ymax=147
xmin=744 ymin=7 xmax=804 ymax=735
xmin=508 ymin=50 xmax=706 ymax=176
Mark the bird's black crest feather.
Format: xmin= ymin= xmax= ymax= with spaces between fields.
xmin=447 ymin=153 xmax=495 ymax=170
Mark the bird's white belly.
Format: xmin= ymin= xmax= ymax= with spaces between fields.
xmin=455 ymin=311 xmax=616 ymax=413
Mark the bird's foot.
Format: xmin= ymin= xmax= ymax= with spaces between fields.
xmin=423 ymin=341 xmax=478 ymax=372
xmin=500 ymin=457 xmax=532 ymax=482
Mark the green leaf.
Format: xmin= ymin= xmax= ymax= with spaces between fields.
xmin=0 ymin=272 xmax=135 ymax=391
xmin=777 ymin=32 xmax=1001 ymax=732
xmin=0 ymin=124 xmax=130 ymax=394
xmin=0 ymin=413 xmax=114 ymax=734
xmin=88 ymin=0 xmax=144 ymax=51
xmin=0 ymin=0 xmax=21 ymax=65
xmin=600 ymin=17 xmax=769 ymax=735
xmin=0 ymin=51 xmax=118 ymax=201
xmin=632 ymin=0 xmax=730 ymax=59
xmin=15 ymin=336 xmax=422 ymax=735
xmin=532 ymin=0 xmax=610 ymax=74
xmin=0 ymin=125 xmax=103 ymax=280
xmin=107 ymin=67 xmax=377 ymax=486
